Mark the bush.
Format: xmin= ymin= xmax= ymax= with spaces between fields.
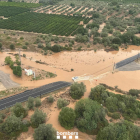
xmin=11 ymin=102 xmax=28 ymax=118
xmin=89 ymin=85 xmax=106 ymax=103
xmin=112 ymin=112 xmax=120 ymax=119
xmin=47 ymin=95 xmax=54 ymax=103
xmin=35 ymin=97 xmax=41 ymax=107
xmin=0 ymin=113 xmax=6 ymax=119
xmin=70 ymin=82 xmax=86 ymax=99
xmin=38 ymin=43 xmax=44 ymax=48
xmin=27 ymin=97 xmax=34 ymax=110
xmin=33 ymin=124 xmax=56 ymax=140
xmin=0 ymin=115 xmax=22 ymax=135
xmin=101 ymin=32 xmax=108 ymax=37
xmin=75 ymin=34 xmax=88 ymax=43
xmin=30 ymin=109 xmax=46 ymax=128
xmin=58 ymin=107 xmax=76 ymax=130
xmin=75 ymin=99 xmax=107 ymax=134
xmin=111 ymin=44 xmax=119 ymax=50
xmin=0 ymin=42 xmax=2 ymax=49
xmin=57 ymin=98 xmax=69 ymax=109
xmin=20 ymin=37 xmax=24 ymax=40
xmin=5 ymin=56 xmax=12 ymax=65
xmin=13 ymin=66 xmax=22 ymax=77
xmin=112 ymin=37 xmax=121 ymax=45
xmin=96 ymin=120 xmax=140 ymax=140
xmin=129 ymin=89 xmax=140 ymax=97
xmin=10 ymin=44 xmax=15 ymax=50
xmin=51 ymin=44 xmax=63 ymax=52
xmin=22 ymin=45 xmax=27 ymax=49
xmin=25 ymin=42 xmax=29 ymax=45
xmin=23 ymin=54 xmax=26 ymax=58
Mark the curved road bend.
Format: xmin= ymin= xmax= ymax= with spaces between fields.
xmin=0 ymin=81 xmax=71 ymax=110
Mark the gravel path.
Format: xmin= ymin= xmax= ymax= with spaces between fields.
xmin=0 ymin=70 xmax=19 ymax=89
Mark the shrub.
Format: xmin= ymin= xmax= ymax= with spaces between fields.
xmin=129 ymin=89 xmax=140 ymax=97
xmin=47 ymin=95 xmax=54 ymax=103
xmin=57 ymin=98 xmax=69 ymax=109
xmin=10 ymin=44 xmax=15 ymax=50
xmin=27 ymin=97 xmax=34 ymax=110
xmin=23 ymin=54 xmax=26 ymax=58
xmin=59 ymin=107 xmax=76 ymax=130
xmin=0 ymin=42 xmax=2 ymax=49
xmin=30 ymin=109 xmax=46 ymax=128
xmin=89 ymin=85 xmax=106 ymax=103
xmin=38 ymin=43 xmax=44 ymax=48
xmin=112 ymin=37 xmax=121 ymax=45
xmin=112 ymin=112 xmax=120 ymax=119
xmin=13 ymin=66 xmax=22 ymax=77
xmin=0 ymin=113 xmax=6 ymax=119
xmin=11 ymin=102 xmax=28 ymax=118
xmin=70 ymin=82 xmax=86 ymax=99
xmin=22 ymin=45 xmax=27 ymax=49
xmin=96 ymin=120 xmax=140 ymax=140
xmin=111 ymin=44 xmax=119 ymax=50
xmin=35 ymin=97 xmax=41 ymax=107
xmin=33 ymin=124 xmax=56 ymax=140
xmin=101 ymin=32 xmax=108 ymax=37
xmin=0 ymin=115 xmax=22 ymax=135
xmin=20 ymin=37 xmax=24 ymax=40
xmin=25 ymin=42 xmax=29 ymax=45
xmin=75 ymin=99 xmax=107 ymax=134
xmin=51 ymin=44 xmax=63 ymax=52
xmin=5 ymin=56 xmax=12 ymax=65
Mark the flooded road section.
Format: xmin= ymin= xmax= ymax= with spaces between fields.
xmin=1 ymin=46 xmax=140 ymax=140
xmin=0 ymin=46 xmax=140 ymax=91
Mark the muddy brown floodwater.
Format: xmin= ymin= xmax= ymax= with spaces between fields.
xmin=1 ymin=45 xmax=140 ymax=140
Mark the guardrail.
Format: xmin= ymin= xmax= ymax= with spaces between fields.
xmin=115 ymin=53 xmax=140 ymax=69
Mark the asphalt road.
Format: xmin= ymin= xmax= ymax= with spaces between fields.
xmin=0 ymin=81 xmax=71 ymax=110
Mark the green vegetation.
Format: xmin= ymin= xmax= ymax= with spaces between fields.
xmin=0 ymin=114 xmax=28 ymax=138
xmin=129 ymin=89 xmax=140 ymax=97
xmin=57 ymin=98 xmax=69 ymax=109
xmin=96 ymin=120 xmax=140 ymax=140
xmin=0 ymin=1 xmax=42 ymax=8
xmin=11 ymin=102 xmax=28 ymax=118
xmin=75 ymin=98 xmax=108 ymax=134
xmin=10 ymin=44 xmax=15 ymax=50
xmin=0 ymin=6 xmax=30 ymax=17
xmin=35 ymin=97 xmax=42 ymax=107
xmin=89 ymin=85 xmax=140 ymax=121
xmin=47 ymin=95 xmax=54 ymax=103
xmin=70 ymin=82 xmax=86 ymax=99
xmin=58 ymin=107 xmax=76 ymax=130
xmin=33 ymin=124 xmax=56 ymax=140
xmin=0 ymin=12 xmax=90 ymax=36
xmin=27 ymin=97 xmax=34 ymax=110
xmin=30 ymin=109 xmax=46 ymax=128
xmin=13 ymin=66 xmax=22 ymax=77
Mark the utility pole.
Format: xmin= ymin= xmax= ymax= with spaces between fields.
xmin=19 ymin=49 xmax=22 ymax=78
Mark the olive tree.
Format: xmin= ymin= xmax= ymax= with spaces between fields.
xmin=11 ymin=102 xmax=28 ymax=118
xmin=70 ymin=82 xmax=86 ymax=99
xmin=30 ymin=109 xmax=46 ymax=128
xmin=33 ymin=124 xmax=56 ymax=140
xmin=0 ymin=115 xmax=22 ymax=135
xmin=58 ymin=107 xmax=76 ymax=130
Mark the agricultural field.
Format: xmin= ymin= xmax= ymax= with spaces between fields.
xmin=0 ymin=6 xmax=30 ymax=17
xmin=0 ymin=12 xmax=90 ymax=36
xmin=34 ymin=4 xmax=94 ymax=17
xmin=0 ymin=1 xmax=42 ymax=8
